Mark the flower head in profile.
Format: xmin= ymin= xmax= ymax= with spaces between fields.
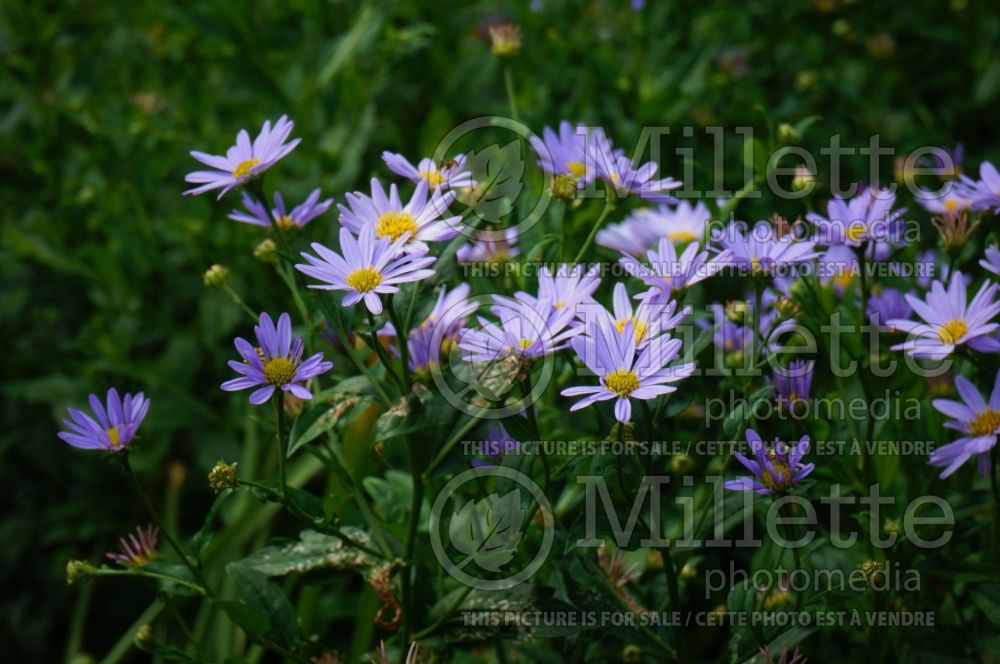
xmin=771 ymin=360 xmax=815 ymax=405
xmin=456 ymin=227 xmax=520 ymax=263
xmin=529 ymin=121 xmax=593 ymax=182
xmin=590 ymin=133 xmax=682 ymax=202
xmin=867 ymin=287 xmax=912 ymax=326
xmin=817 ymin=245 xmax=859 ymax=295
xmin=228 ymin=189 xmax=333 ymax=230
xmin=58 ymin=388 xmax=150 ymax=453
xmin=296 ymin=226 xmax=436 ymax=315
xmin=385 ymin=283 xmax=477 ymax=376
xmin=221 ymin=312 xmax=333 ymax=405
xmin=382 ymin=152 xmax=474 ymax=191
xmin=620 ymin=237 xmax=729 ymax=298
xmin=460 ymin=296 xmax=581 ymax=363
xmin=982 ymin=246 xmax=1000 ymax=276
xmin=724 ymin=430 xmax=814 ymax=494
xmin=494 ymin=264 xmax=602 ymax=320
xmin=106 ymin=525 xmax=159 ymax=567
xmin=808 ymin=187 xmax=906 ymax=248
xmin=184 ymin=115 xmax=300 ymax=199
xmin=955 ymin=160 xmax=1000 ymax=212
xmin=915 ymin=187 xmax=972 ymax=217
xmin=339 ymin=178 xmax=460 ymax=255
xmin=597 ymin=201 xmax=711 ymax=256
xmin=888 ymin=271 xmax=1000 ymax=359
xmin=930 ymin=373 xmax=1000 ymax=477
xmin=562 ymin=317 xmax=695 ymax=423
xmin=720 ymin=222 xmax=821 ymax=276
xmin=471 ymin=423 xmax=521 ymax=467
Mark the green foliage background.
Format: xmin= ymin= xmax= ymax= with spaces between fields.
xmin=3 ymin=0 xmax=1000 ymax=661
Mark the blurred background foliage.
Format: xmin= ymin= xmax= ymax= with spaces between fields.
xmin=3 ymin=0 xmax=1000 ymax=661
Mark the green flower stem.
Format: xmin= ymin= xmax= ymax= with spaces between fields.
xmin=117 ymin=455 xmax=210 ymax=593
xmin=400 ymin=438 xmax=424 ymax=651
xmin=572 ymin=197 xmax=616 ymax=265
xmin=313 ymin=291 xmax=392 ymax=407
xmin=503 ymin=65 xmax=519 ymax=122
xmin=423 ymin=410 xmax=488 ymax=478
xmin=387 ymin=296 xmax=411 ymax=393
xmin=89 ymin=566 xmax=207 ymax=596
xmin=221 ymin=284 xmax=258 ymax=320
xmin=273 ymin=396 xmax=287 ymax=500
xmin=521 ymin=377 xmax=550 ymax=490
xmin=365 ymin=309 xmax=404 ymax=389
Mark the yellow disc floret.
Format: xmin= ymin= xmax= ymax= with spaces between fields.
xmin=346 ymin=267 xmax=382 ymax=293
xmin=263 ymin=357 xmax=296 ymax=386
xmin=376 ymin=210 xmax=418 ymax=242
xmin=938 ymin=318 xmax=968 ymax=345
xmin=567 ymin=161 xmax=587 ymax=178
xmin=970 ymin=408 xmax=1000 ymax=436
xmin=846 ymin=223 xmax=867 ymax=243
xmin=614 ymin=317 xmax=648 ymax=342
xmin=233 ymin=158 xmax=261 ymax=179
xmin=605 ymin=369 xmax=640 ymax=397
xmin=107 ymin=427 xmax=121 ymax=448
xmin=667 ymin=230 xmax=698 ymax=243
xmin=420 ymin=170 xmax=445 ymax=187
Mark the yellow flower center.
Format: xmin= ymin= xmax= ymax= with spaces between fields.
xmin=938 ymin=318 xmax=968 ymax=344
xmin=232 ymin=157 xmax=261 ymax=179
xmin=107 ymin=427 xmax=121 ymax=448
xmin=263 ymin=357 xmax=296 ymax=386
xmin=846 ymin=223 xmax=867 ymax=243
xmin=667 ymin=230 xmax=698 ymax=243
xmin=346 ymin=267 xmax=382 ymax=293
xmin=375 ymin=210 xmax=418 ymax=242
xmin=276 ymin=214 xmax=295 ymax=230
xmin=834 ymin=271 xmax=854 ymax=291
xmin=750 ymin=256 xmax=762 ymax=273
xmin=554 ymin=300 xmax=566 ymax=309
xmin=944 ymin=198 xmax=959 ymax=212
xmin=614 ymin=317 xmax=648 ymax=342
xmin=970 ymin=408 xmax=1000 ymax=436
xmin=760 ymin=460 xmax=792 ymax=492
xmin=605 ymin=369 xmax=640 ymax=397
xmin=420 ymin=170 xmax=445 ymax=186
xmin=518 ymin=338 xmax=533 ymax=350
xmin=567 ymin=161 xmax=587 ymax=177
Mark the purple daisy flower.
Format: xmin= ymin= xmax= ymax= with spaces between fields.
xmin=867 ymin=288 xmax=913 ymax=326
xmin=58 ymin=388 xmax=150 ymax=452
xmin=914 ymin=186 xmax=973 ymax=217
xmin=382 ymin=152 xmax=474 ymax=191
xmin=955 ymin=161 xmax=1000 ymax=212
xmin=602 ymin=283 xmax=689 ymax=346
xmin=597 ymin=201 xmax=711 ymax=256
xmin=619 ymin=236 xmax=729 ymax=298
xmin=460 ymin=297 xmax=582 ymax=362
xmin=339 ymin=178 xmax=460 ymax=255
xmin=807 ymin=187 xmax=906 ymax=248
xmin=221 ymin=312 xmax=334 ymax=405
xmin=456 ymin=227 xmax=520 ymax=263
xmin=590 ymin=133 xmax=682 ymax=202
xmin=296 ymin=225 xmax=437 ymax=315
xmin=724 ymin=430 xmax=814 ymax=494
xmin=471 ymin=423 xmax=521 ymax=467
xmin=719 ymin=222 xmax=821 ymax=276
xmin=493 ymin=264 xmax=602 ymax=320
xmin=981 ymin=246 xmax=1000 ymax=276
xmin=888 ymin=271 xmax=1000 ymax=359
xmin=561 ymin=317 xmax=695 ymax=423
xmin=383 ymin=283 xmax=477 ymax=375
xmin=771 ymin=360 xmax=815 ymax=404
xmin=106 ymin=525 xmax=159 ymax=566
xmin=184 ymin=115 xmax=301 ymax=199
xmin=930 ymin=373 xmax=1000 ymax=477
xmin=228 ymin=189 xmax=333 ymax=230
xmin=528 ymin=121 xmax=593 ymax=181
xmin=817 ymin=245 xmax=859 ymax=295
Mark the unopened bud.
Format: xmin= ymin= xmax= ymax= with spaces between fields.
xmin=208 ymin=459 xmax=238 ymax=492
xmin=680 ymin=562 xmax=698 ymax=579
xmin=66 ymin=560 xmax=95 ymax=585
xmin=551 ymin=173 xmax=578 ymax=199
xmin=671 ymin=453 xmax=694 ymax=474
xmin=203 ymin=264 xmax=229 ymax=287
xmin=489 ymin=23 xmax=521 ymax=58
xmin=135 ymin=625 xmax=153 ymax=643
xmin=859 ymin=559 xmax=886 ymax=585
xmin=254 ymin=239 xmax=278 ymax=263
xmin=777 ymin=123 xmax=799 ymax=143
xmin=791 ymin=164 xmax=815 ymax=191
xmin=621 ymin=645 xmax=643 ymax=663
xmin=775 ymin=296 xmax=800 ymax=320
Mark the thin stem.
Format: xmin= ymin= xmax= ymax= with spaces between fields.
xmin=315 ymin=291 xmax=392 ymax=406
xmin=751 ymin=279 xmax=763 ymax=386
xmin=413 ymin=584 xmax=475 ymax=639
xmin=221 ymin=285 xmax=258 ymax=320
xmin=400 ymin=439 xmax=424 ymax=651
xmin=387 ymin=295 xmax=412 ymax=393
xmin=503 ymin=65 xmax=519 ymax=122
xmin=90 ymin=567 xmax=207 ymax=595
xmin=365 ymin=309 xmax=404 ymax=388
xmin=423 ymin=411 xmax=486 ymax=478
xmin=521 ymin=378 xmax=549 ymax=490
xmin=572 ymin=198 xmax=616 ymax=265
xmin=273 ymin=397 xmax=287 ymax=499
xmin=117 ymin=455 xmax=210 ymax=593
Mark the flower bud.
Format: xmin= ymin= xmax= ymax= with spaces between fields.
xmin=680 ymin=562 xmax=698 ymax=579
xmin=859 ymin=559 xmax=886 ymax=585
xmin=135 ymin=625 xmax=153 ymax=643
xmin=66 ymin=560 xmax=95 ymax=585
xmin=621 ymin=645 xmax=643 ymax=663
xmin=670 ymin=453 xmax=694 ymax=474
xmin=777 ymin=123 xmax=799 ymax=143
xmin=883 ymin=518 xmax=903 ymax=536
xmin=791 ymin=164 xmax=816 ymax=191
xmin=489 ymin=23 xmax=521 ymax=58
xmin=202 ymin=264 xmax=229 ymax=287
xmin=208 ymin=459 xmax=238 ymax=492
xmin=775 ymin=296 xmax=800 ymax=320
xmin=551 ymin=173 xmax=578 ymax=199
xmin=254 ymin=238 xmax=278 ymax=263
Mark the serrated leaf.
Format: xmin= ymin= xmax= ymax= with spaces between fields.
xmin=448 ymin=489 xmax=524 ymax=573
xmin=238 ymin=529 xmax=379 ymax=576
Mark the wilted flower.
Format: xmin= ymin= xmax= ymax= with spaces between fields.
xmin=488 ymin=23 xmax=521 ymax=58
xmin=597 ymin=201 xmax=711 ymax=256
xmin=229 ymin=189 xmax=333 ymax=230
xmin=296 ymin=226 xmax=436 ymax=315
xmin=58 ymin=388 xmax=150 ymax=452
xmin=456 ymin=227 xmax=520 ymax=263
xmin=562 ymin=317 xmax=695 ymax=423
xmin=221 ymin=312 xmax=333 ymax=404
xmin=930 ymin=372 xmax=1000 ymax=477
xmin=724 ymin=430 xmax=814 ymax=494
xmin=620 ymin=237 xmax=729 ymax=298
xmin=888 ymin=271 xmax=1000 ymax=359
xmin=338 ymin=178 xmax=460 ymax=255
xmin=106 ymin=525 xmax=159 ymax=566
xmin=184 ymin=115 xmax=300 ymax=199
xmin=208 ymin=459 xmax=238 ymax=491
xmin=382 ymin=152 xmax=474 ymax=191
xmin=932 ymin=209 xmax=979 ymax=251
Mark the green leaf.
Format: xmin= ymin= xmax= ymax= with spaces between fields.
xmin=225 ymin=564 xmax=301 ymax=648
xmin=971 ymin=585 xmax=1000 ymax=625
xmin=237 ymin=529 xmax=379 ymax=577
xmin=190 ymin=488 xmax=233 ymax=557
xmin=373 ymin=391 xmax=426 ymax=442
xmin=363 ymin=470 xmax=413 ymax=523
xmin=448 ymin=489 xmax=525 ymax=573
xmin=463 ymin=140 xmax=525 ymax=224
